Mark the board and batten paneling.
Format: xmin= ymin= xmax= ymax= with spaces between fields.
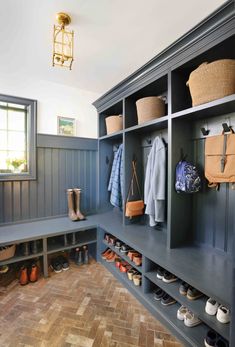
xmin=0 ymin=134 xmax=98 ymax=224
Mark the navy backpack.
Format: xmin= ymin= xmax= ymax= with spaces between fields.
xmin=175 ymin=160 xmax=201 ymax=193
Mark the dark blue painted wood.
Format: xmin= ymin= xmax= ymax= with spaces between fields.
xmin=0 ymin=135 xmax=97 ymax=224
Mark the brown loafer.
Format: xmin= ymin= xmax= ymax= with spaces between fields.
xmin=133 ymin=255 xmax=142 ymax=266
xmin=101 ymin=248 xmax=112 ymax=259
xmin=106 ymin=251 xmax=116 ymax=262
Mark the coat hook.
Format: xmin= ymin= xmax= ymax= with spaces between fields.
xmin=222 ymin=123 xmax=232 ymax=133
xmin=106 ymin=156 xmax=109 ymax=165
xmin=201 ymin=127 xmax=210 ymax=136
xmin=146 ymin=138 xmax=152 ymax=145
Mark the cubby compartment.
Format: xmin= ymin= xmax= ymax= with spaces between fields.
xmin=98 ymin=137 xmax=123 ymax=213
xmin=99 ymin=100 xmax=123 ymax=138
xmin=171 ymin=35 xmax=235 ymax=113
xmin=125 ymin=75 xmax=168 ymax=129
xmin=47 ymin=229 xmax=97 ymax=254
xmin=169 ymin=112 xmax=235 ymax=253
xmin=124 ymin=125 xmax=168 ymax=229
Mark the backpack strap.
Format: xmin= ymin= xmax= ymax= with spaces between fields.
xmin=126 ymin=161 xmax=142 ymax=202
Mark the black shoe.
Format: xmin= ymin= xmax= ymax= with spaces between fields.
xmin=75 ymin=247 xmax=83 ymax=265
xmin=156 ymin=267 xmax=164 ymax=280
xmin=215 ymin=337 xmax=229 ymax=347
xmin=187 ymin=287 xmax=203 ymax=300
xmin=153 ymin=288 xmax=165 ymax=301
xmin=57 ymin=255 xmax=69 ymax=271
xmin=22 ymin=242 xmax=30 ymax=256
xmin=204 ymin=330 xmax=217 ymax=347
xmin=83 ymin=245 xmax=89 ymax=264
xmin=161 ymin=294 xmax=176 ymax=306
xmin=179 ymin=281 xmax=190 ymax=296
xmin=51 ymin=258 xmax=63 ymax=273
xmin=162 ymin=271 xmax=178 ymax=283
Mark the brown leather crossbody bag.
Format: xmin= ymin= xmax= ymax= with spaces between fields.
xmin=125 ymin=161 xmax=144 ymax=218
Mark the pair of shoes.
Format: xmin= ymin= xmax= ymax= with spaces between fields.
xmin=133 ymin=274 xmax=142 ymax=286
xmin=153 ymin=287 xmax=176 ymax=305
xmin=19 ymin=263 xmax=39 ymax=285
xmin=177 ymin=306 xmax=201 ymax=327
xmin=104 ymin=233 xmax=117 ymax=246
xmin=127 ymin=250 xmax=142 ymax=266
xmin=204 ymin=329 xmax=229 ymax=347
xmin=75 ymin=245 xmax=89 ymax=265
xmin=156 ymin=267 xmax=177 ymax=283
xmin=179 ymin=281 xmax=203 ymax=300
xmin=205 ymin=298 xmax=230 ymax=324
xmin=101 ymin=248 xmax=116 ymax=262
xmin=67 ymin=188 xmax=85 ymax=222
xmin=120 ymin=244 xmax=131 ymax=254
xmin=51 ymin=255 xmax=69 ymax=273
xmin=114 ymin=240 xmax=123 ymax=249
xmin=127 ymin=268 xmax=139 ymax=280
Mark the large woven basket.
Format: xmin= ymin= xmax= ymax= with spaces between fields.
xmin=186 ymin=59 xmax=235 ymax=106
xmin=0 ymin=244 xmax=16 ymax=261
xmin=105 ymin=115 xmax=123 ymax=135
xmin=136 ymin=96 xmax=165 ymax=124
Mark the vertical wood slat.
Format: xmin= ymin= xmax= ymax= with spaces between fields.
xmin=0 ymin=138 xmax=97 ymax=225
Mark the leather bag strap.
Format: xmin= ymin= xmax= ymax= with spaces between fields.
xmin=126 ymin=161 xmax=142 ymax=202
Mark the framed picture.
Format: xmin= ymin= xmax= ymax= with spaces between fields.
xmin=57 ymin=116 xmax=76 ymax=136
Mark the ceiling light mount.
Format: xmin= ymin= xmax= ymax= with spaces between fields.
xmin=56 ymin=12 xmax=71 ymax=27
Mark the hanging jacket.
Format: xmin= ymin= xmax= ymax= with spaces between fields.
xmin=144 ymin=137 xmax=166 ymax=226
xmin=108 ymin=144 xmax=123 ymax=208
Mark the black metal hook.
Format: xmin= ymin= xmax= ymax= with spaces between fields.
xmin=105 ymin=156 xmax=109 ymax=165
xmin=222 ymin=123 xmax=231 ymax=133
xmin=146 ymin=138 xmax=152 ymax=145
xmin=201 ymin=127 xmax=210 ymax=136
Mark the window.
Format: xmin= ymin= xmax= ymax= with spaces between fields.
xmin=0 ymin=94 xmax=37 ymax=181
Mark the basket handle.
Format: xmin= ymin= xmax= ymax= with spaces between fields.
xmin=186 ymin=62 xmax=208 ymax=87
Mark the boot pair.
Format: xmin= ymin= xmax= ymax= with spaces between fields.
xmin=19 ymin=263 xmax=39 ymax=285
xmin=74 ymin=245 xmax=89 ymax=265
xmin=67 ymin=188 xmax=85 ymax=222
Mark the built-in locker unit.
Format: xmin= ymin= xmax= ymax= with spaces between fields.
xmin=93 ymin=2 xmax=235 ymax=346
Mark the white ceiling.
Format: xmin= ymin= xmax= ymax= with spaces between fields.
xmin=0 ymin=0 xmax=227 ymax=96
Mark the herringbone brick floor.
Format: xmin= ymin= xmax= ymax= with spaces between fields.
xmin=0 ymin=261 xmax=183 ymax=347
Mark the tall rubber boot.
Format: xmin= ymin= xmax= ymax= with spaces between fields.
xmin=83 ymin=245 xmax=89 ymax=264
xmin=67 ymin=189 xmax=78 ymax=221
xmin=74 ymin=188 xmax=85 ymax=220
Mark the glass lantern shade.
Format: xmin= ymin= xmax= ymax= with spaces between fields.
xmin=53 ymin=25 xmax=74 ymax=70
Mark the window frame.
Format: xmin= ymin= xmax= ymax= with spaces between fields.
xmin=0 ymin=94 xmax=37 ymax=181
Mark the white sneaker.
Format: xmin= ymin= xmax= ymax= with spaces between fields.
xmin=216 ymin=305 xmax=230 ymax=324
xmin=177 ymin=306 xmax=188 ymax=321
xmin=205 ymin=298 xmax=219 ymax=316
xmin=184 ymin=311 xmax=201 ymax=327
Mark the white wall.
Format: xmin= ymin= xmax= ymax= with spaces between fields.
xmin=0 ymin=73 xmax=99 ymax=138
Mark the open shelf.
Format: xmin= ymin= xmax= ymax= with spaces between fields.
xmin=99 ymin=100 xmax=123 ymax=137
xmin=125 ymin=115 xmax=168 ymax=134
xmin=171 ymin=94 xmax=235 ymax=121
xmin=101 ymin=259 xmax=142 ymax=296
xmin=47 ymin=229 xmax=97 ymax=255
xmin=145 ymin=271 xmax=230 ymax=341
xmin=103 ymin=239 xmax=142 ymax=273
xmin=99 ymin=130 xmax=123 ymax=141
xmin=145 ymin=293 xmax=209 ymax=347
xmin=0 ymin=252 xmax=43 ymax=266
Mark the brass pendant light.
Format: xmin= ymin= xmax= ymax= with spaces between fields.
xmin=52 ymin=12 xmax=74 ymax=70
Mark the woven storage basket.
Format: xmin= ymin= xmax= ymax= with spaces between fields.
xmin=105 ymin=115 xmax=123 ymax=135
xmin=136 ymin=96 xmax=165 ymax=124
xmin=0 ymin=244 xmax=16 ymax=261
xmin=186 ymin=59 xmax=235 ymax=106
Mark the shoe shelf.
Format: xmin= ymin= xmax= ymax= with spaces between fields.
xmin=145 ymin=271 xmax=230 ymax=341
xmin=47 ymin=230 xmax=97 ymax=255
xmin=103 ymin=240 xmax=142 ymax=273
xmin=101 ymin=259 xmax=143 ymax=296
xmin=145 ymin=293 xmax=208 ymax=347
xmin=0 ymin=252 xmax=44 ymax=267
